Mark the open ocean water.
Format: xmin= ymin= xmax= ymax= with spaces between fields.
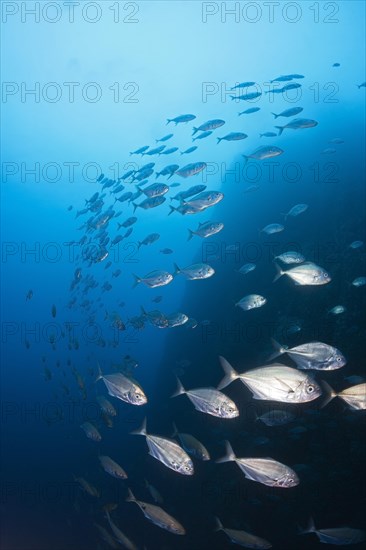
xmin=1 ymin=1 xmax=366 ymax=549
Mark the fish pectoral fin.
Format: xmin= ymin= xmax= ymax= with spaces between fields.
xmin=274 ymin=377 xmax=295 ymax=394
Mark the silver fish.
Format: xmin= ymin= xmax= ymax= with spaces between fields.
xmin=217 ymin=132 xmax=248 ymax=144
xmin=282 ymin=203 xmax=308 ymax=220
xmin=275 ymin=118 xmax=318 ymax=135
xmin=274 ymin=261 xmax=331 ymax=285
xmin=352 ymin=276 xmax=366 ymax=287
xmin=183 ymin=191 xmax=224 ymax=211
xmin=131 ymin=418 xmax=194 ymax=475
xmin=105 ymin=511 xmax=138 ymax=550
xmin=270 ymin=339 xmax=346 ymax=370
xmin=172 ymin=378 xmax=239 ymax=418
xmin=243 ymin=146 xmax=284 ymax=162
xmin=271 ymin=107 xmax=304 ymax=118
xmin=98 ymin=455 xmax=128 ymax=479
xmin=324 ymin=382 xmax=366 ymax=410
xmin=237 ymin=263 xmax=256 ymax=275
xmin=176 ymin=162 xmax=207 ymax=178
xmin=172 ymin=423 xmax=210 ymax=461
xmin=274 ymin=251 xmax=305 ymax=264
xmin=217 ymin=356 xmax=322 ymax=403
xmin=96 ymin=364 xmax=147 ymax=406
xmin=192 ymin=119 xmax=225 ymax=134
xmin=217 ymin=441 xmax=299 ymax=488
xmin=96 ymin=395 xmax=117 ymax=417
xmin=236 ymin=294 xmax=266 ymax=311
xmin=300 ymin=518 xmax=366 ymax=545
xmin=126 ymin=489 xmax=186 ymax=534
xmin=132 ymin=270 xmax=173 ymax=288
xmin=80 ymin=422 xmax=101 ymax=442
xmin=167 ymin=114 xmax=196 ymax=125
xmin=173 ymin=262 xmax=214 ymax=280
xmin=260 ymin=223 xmax=284 ymax=235
xmin=188 ymin=221 xmax=224 ymax=240
xmin=215 ymin=516 xmax=272 ymax=549
xmin=74 ymin=476 xmax=100 ymax=497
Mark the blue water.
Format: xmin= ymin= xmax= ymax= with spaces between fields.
xmin=1 ymin=1 xmax=366 ymax=549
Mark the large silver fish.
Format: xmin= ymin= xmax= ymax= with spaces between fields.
xmin=270 ymin=339 xmax=346 ymax=370
xmin=172 ymin=378 xmax=239 ymax=418
xmin=300 ymin=518 xmax=366 ymax=545
xmin=132 ymin=270 xmax=173 ymax=288
xmin=217 ymin=356 xmax=322 ymax=403
xmin=96 ymin=364 xmax=147 ymax=406
xmin=131 ymin=418 xmax=194 ymax=475
xmin=215 ymin=516 xmax=272 ymax=549
xmin=217 ymin=441 xmax=299 ymax=488
xmin=173 ymin=262 xmax=215 ymax=280
xmin=126 ymin=489 xmax=186 ymax=534
xmin=324 ymin=382 xmax=366 ymax=410
xmin=273 ymin=261 xmax=331 ymax=285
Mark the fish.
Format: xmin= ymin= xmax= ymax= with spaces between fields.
xmin=215 ymin=516 xmax=272 ymax=549
xmin=143 ymin=145 xmax=166 ymax=156
xmin=155 ymin=133 xmax=173 ymax=142
xmin=323 ymin=382 xmax=366 ymax=410
xmin=269 ymin=339 xmax=346 ymax=370
xmin=180 ymin=146 xmax=198 ymax=154
xmin=192 ymin=130 xmax=212 ymax=141
xmin=94 ymin=522 xmax=119 ymax=549
xmin=126 ymin=488 xmax=186 ymax=534
xmin=96 ymin=364 xmax=147 ymax=405
xmin=235 ymin=294 xmax=266 ymax=311
xmin=171 ymin=184 xmax=207 ymax=202
xmin=105 ymin=511 xmax=138 ymax=550
xmin=182 ymin=190 xmax=224 ymax=211
xmin=138 ymin=183 xmax=169 ymax=198
xmin=243 ymin=146 xmax=284 ymax=162
xmin=132 ymin=270 xmax=173 ymax=288
xmin=357 ymin=81 xmax=366 ymax=89
xmin=172 ymin=378 xmax=239 ymax=418
xmin=231 ymin=91 xmax=262 ymax=100
xmin=217 ymin=356 xmax=322 ymax=403
xmin=167 ymin=114 xmax=196 ymax=125
xmin=138 ymin=233 xmax=160 ymax=248
xmin=274 ymin=251 xmax=305 ymax=264
xmin=300 ymin=518 xmax=366 ymax=545
xmin=271 ymin=107 xmax=303 ymax=118
xmin=257 ymin=410 xmax=295 ymax=426
xmin=176 ymin=162 xmax=207 ymax=178
xmin=155 ymin=164 xmax=179 ymax=178
xmin=118 ymin=216 xmax=137 ymax=229
xmin=217 ymin=441 xmax=299 ymax=488
xmin=328 ymin=305 xmax=346 ymax=315
xmin=172 ymin=423 xmax=210 ymax=460
xmin=132 ymin=196 xmax=166 ymax=212
xmin=275 ymin=118 xmax=318 ymax=135
xmin=349 ymin=240 xmax=363 ymax=249
xmin=187 ymin=221 xmax=224 ymax=240
xmin=99 ymin=455 xmax=128 ymax=479
xmin=192 ymin=119 xmax=225 ymax=135
xmin=260 ymin=132 xmax=278 ymax=138
xmin=173 ymin=262 xmax=215 ymax=280
xmin=96 ymin=395 xmax=117 ymax=416
xmin=130 ymin=145 xmax=149 ymax=155
xmin=160 ymin=147 xmax=179 ymax=155
xmin=282 ymin=203 xmax=308 ymax=220
xmin=160 ymin=248 xmax=173 ymax=254
xmin=131 ymin=418 xmax=194 ymax=475
xmin=51 ymin=304 xmax=56 ymax=318
xmin=274 ymin=261 xmax=331 ymax=285
xmin=266 ymin=83 xmax=302 ymax=94
xmin=238 ymin=107 xmax=260 ymax=115
xmin=144 ymin=479 xmax=164 ymax=503
xmin=74 ymin=476 xmax=100 ymax=497
xmin=217 ymin=132 xmax=248 ymax=143
xmin=352 ymin=276 xmax=366 ymax=287
xmin=80 ymin=422 xmax=101 ymax=442
xmin=231 ymin=81 xmax=256 ymax=89
xmin=260 ymin=223 xmax=284 ymax=235
xmin=237 ymin=263 xmax=256 ymax=275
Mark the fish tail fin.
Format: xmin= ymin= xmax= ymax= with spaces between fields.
xmin=319 ymin=381 xmax=337 ymax=408
xmin=238 ymin=112 xmax=242 ymax=116
xmin=117 ymin=222 xmax=122 ymax=230
xmin=281 ymin=212 xmax=288 ymax=221
xmin=173 ymin=262 xmax=181 ymax=276
xmin=171 ymin=422 xmax=178 ymax=437
xmin=192 ymin=127 xmax=198 ymax=136
xmin=130 ymin=417 xmax=147 ymax=436
xmin=268 ymin=338 xmax=286 ymax=360
xmin=230 ymin=95 xmax=236 ymax=101
xmin=242 ymin=155 xmax=248 ymax=164
xmin=95 ymin=362 xmax=103 ymax=382
xmin=132 ymin=274 xmax=141 ymax=289
xmin=259 ymin=134 xmax=263 ymax=138
xmin=126 ymin=488 xmax=137 ymax=502
xmin=132 ymin=202 xmax=138 ymax=214
xmin=140 ymin=305 xmax=147 ymax=317
xmin=166 ymin=119 xmax=172 ymax=125
xmin=216 ymin=138 xmax=222 ymax=144
xmin=171 ymin=377 xmax=186 ymax=398
xmin=217 ymin=356 xmax=239 ymax=389
xmin=137 ymin=241 xmax=142 ymax=250
xmin=187 ymin=229 xmax=194 ymax=241
xmin=273 ymin=262 xmax=284 ymax=282
xmin=271 ymin=112 xmax=278 ymax=118
xmin=216 ymin=440 xmax=236 ymax=463
xmin=168 ymin=205 xmax=176 ymax=216
xmin=275 ymin=126 xmax=284 ymax=136
xmin=214 ymin=516 xmax=224 ymax=532
xmin=298 ymin=517 xmax=316 ymax=535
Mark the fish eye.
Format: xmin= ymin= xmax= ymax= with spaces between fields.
xmin=336 ymin=356 xmax=342 ymax=362
xmin=307 ymin=385 xmax=314 ymax=393
xmin=324 ymin=272 xmax=328 ymax=278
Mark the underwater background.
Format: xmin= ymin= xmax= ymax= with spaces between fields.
xmin=1 ymin=1 xmax=366 ymax=549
